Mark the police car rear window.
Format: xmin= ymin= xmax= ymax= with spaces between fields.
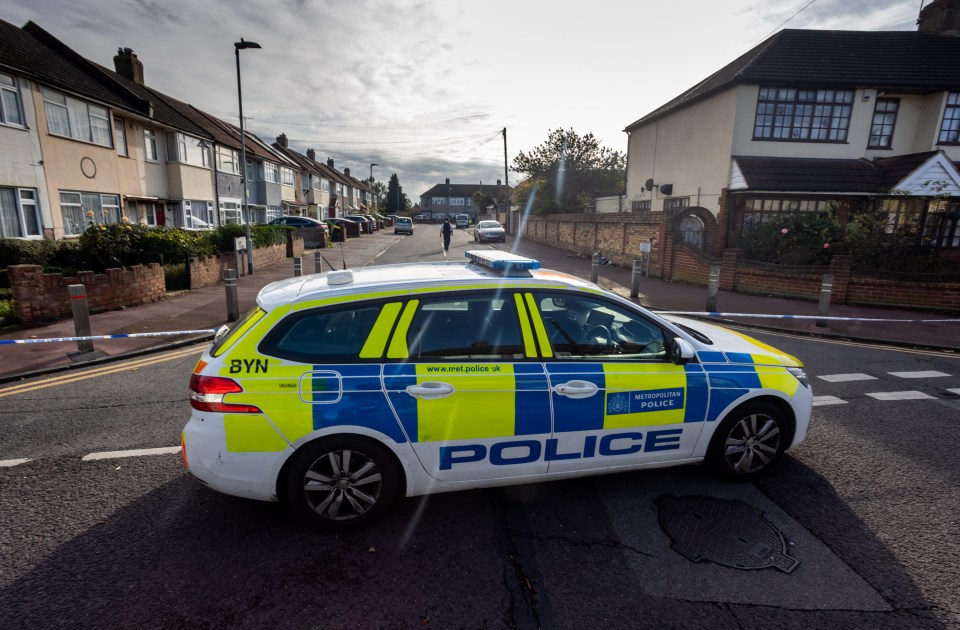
xmin=259 ymin=303 xmax=383 ymax=363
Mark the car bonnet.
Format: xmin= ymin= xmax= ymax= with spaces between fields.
xmin=662 ymin=315 xmax=803 ymax=368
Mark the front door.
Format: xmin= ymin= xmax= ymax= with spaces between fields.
xmin=524 ymin=291 xmax=707 ymax=474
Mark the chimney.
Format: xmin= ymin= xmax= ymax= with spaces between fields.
xmin=113 ymin=47 xmax=145 ymax=85
xmin=918 ymin=0 xmax=960 ymax=36
xmin=344 ymin=168 xmax=351 ymax=177
xmin=445 ymin=178 xmax=450 ymax=185
xmin=327 ymin=158 xmax=334 ymax=168
xmin=276 ymin=133 xmax=288 ymax=148
xmin=497 ymin=179 xmax=501 ymax=186
xmin=306 ymin=149 xmax=315 ymax=161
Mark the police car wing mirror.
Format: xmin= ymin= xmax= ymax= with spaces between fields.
xmin=670 ymin=338 xmax=696 ymax=365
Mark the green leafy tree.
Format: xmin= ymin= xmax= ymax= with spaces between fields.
xmin=385 ymin=174 xmax=409 ymax=214
xmin=512 ymin=128 xmax=626 ymax=214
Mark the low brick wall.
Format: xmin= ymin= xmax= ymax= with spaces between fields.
xmin=523 ymin=213 xmax=662 ymax=268
xmin=189 ymin=238 xmax=304 ymax=290
xmin=9 ymin=263 xmax=166 ymax=324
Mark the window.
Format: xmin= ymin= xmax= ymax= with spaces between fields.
xmin=868 ymin=99 xmax=899 ymax=148
xmin=753 ymin=87 xmax=853 ymax=142
xmin=217 ymin=146 xmax=240 ymax=174
xmin=42 ymin=86 xmax=112 ymax=146
xmin=266 ymin=205 xmax=282 ymax=221
xmin=433 ymin=197 xmax=446 ymax=206
xmin=0 ymin=72 xmax=25 ymax=127
xmin=532 ymin=292 xmax=667 ymax=361
xmin=260 ymin=302 xmax=387 ymax=363
xmin=663 ymin=197 xmax=690 ymax=210
xmin=923 ymin=200 xmax=959 ymax=248
xmin=938 ymin=92 xmax=960 ymax=144
xmin=449 ymin=198 xmax=464 ymax=206
xmin=60 ymin=191 xmax=121 ymax=236
xmin=322 ymin=179 xmax=329 ymax=192
xmin=113 ymin=117 xmax=127 ymax=156
xmin=182 ymin=199 xmax=214 ymax=229
xmin=144 ymin=203 xmax=160 ymax=226
xmin=0 ymin=187 xmax=42 ymax=238
xmin=405 ymin=294 xmax=524 ymax=360
xmin=144 ymin=128 xmax=158 ymax=161
xmin=740 ymin=197 xmax=836 ymax=232
xmin=219 ymin=199 xmax=242 ymax=225
xmin=632 ymin=199 xmax=651 ymax=212
xmin=281 ymin=167 xmax=295 ymax=186
xmin=166 ymin=132 xmax=210 ymax=168
xmin=264 ymin=162 xmax=280 ymax=184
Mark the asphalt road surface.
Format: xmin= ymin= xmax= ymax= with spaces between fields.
xmin=1 ymin=225 xmax=958 ymax=629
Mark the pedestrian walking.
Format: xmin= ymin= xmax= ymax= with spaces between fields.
xmin=441 ymin=217 xmax=453 ymax=252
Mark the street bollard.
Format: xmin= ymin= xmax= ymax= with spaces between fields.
xmin=630 ymin=259 xmax=643 ymax=298
xmin=817 ymin=273 xmax=834 ymax=328
xmin=591 ymin=252 xmax=600 ymax=284
xmin=293 ymin=256 xmax=302 ymax=277
xmin=705 ymin=265 xmax=721 ymax=312
xmin=314 ymin=251 xmax=323 ymax=274
xmin=224 ymin=269 xmax=239 ymax=322
xmin=68 ymin=284 xmax=94 ymax=353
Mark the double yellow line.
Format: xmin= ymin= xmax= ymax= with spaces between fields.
xmin=0 ymin=345 xmax=204 ymax=398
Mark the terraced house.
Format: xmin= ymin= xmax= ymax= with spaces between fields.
xmin=0 ymin=19 xmax=374 ymax=241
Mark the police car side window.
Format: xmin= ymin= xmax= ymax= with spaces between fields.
xmin=534 ymin=292 xmax=668 ymax=361
xmin=406 ymin=293 xmax=525 ymax=360
xmin=259 ymin=303 xmax=382 ymax=363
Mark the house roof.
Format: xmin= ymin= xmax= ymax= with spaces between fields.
xmin=0 ymin=20 xmax=149 ymax=114
xmin=420 ymin=183 xmax=513 ymax=199
xmin=625 ymin=29 xmax=960 ymax=131
xmin=733 ymin=150 xmax=960 ymax=194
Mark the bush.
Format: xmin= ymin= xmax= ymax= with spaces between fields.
xmin=0 ymin=297 xmax=15 ymax=325
xmin=738 ymin=214 xmax=841 ymax=266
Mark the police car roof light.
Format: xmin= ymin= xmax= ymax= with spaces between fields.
xmin=465 ymin=250 xmax=540 ymax=275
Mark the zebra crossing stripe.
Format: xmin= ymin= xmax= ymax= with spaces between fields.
xmin=813 ymin=396 xmax=846 ymax=406
xmin=866 ymin=391 xmax=936 ymax=401
xmin=817 ymin=373 xmax=876 ymax=382
xmin=888 ymin=371 xmax=950 ymax=379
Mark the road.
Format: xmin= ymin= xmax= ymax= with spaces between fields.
xmin=1 ymin=224 xmax=958 ymax=629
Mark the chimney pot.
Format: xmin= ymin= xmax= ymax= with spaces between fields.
xmin=327 ymin=158 xmax=334 ymax=168
xmin=113 ymin=47 xmax=145 ymax=85
xmin=276 ymin=133 xmax=287 ymax=147
xmin=445 ymin=178 xmax=450 ymax=185
xmin=344 ymin=168 xmax=350 ymax=177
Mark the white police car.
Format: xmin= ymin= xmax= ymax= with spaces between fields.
xmin=182 ymin=251 xmax=812 ymax=529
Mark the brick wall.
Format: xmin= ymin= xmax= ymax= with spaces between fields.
xmin=9 ymin=263 xmax=166 ymax=324
xmin=523 ymin=213 xmax=662 ymax=269
xmin=188 ymin=238 xmax=304 ymax=290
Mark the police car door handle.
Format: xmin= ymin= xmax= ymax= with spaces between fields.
xmin=405 ymin=382 xmax=455 ymax=399
xmin=553 ymin=380 xmax=598 ymax=399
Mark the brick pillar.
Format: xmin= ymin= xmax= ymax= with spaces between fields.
xmin=9 ymin=264 xmax=45 ymax=324
xmin=715 ymin=187 xmax=731 ymax=256
xmin=828 ymin=255 xmax=852 ymax=305
xmin=720 ymin=248 xmax=742 ymax=291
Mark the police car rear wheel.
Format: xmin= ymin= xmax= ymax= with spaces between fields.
xmin=708 ymin=402 xmax=787 ymax=480
xmin=285 ymin=437 xmax=399 ymax=529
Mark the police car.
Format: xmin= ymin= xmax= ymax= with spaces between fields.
xmin=182 ymin=250 xmax=812 ymax=529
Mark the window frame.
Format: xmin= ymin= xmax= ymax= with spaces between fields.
xmin=59 ymin=190 xmax=121 ymax=236
xmin=0 ymin=72 xmax=25 ymax=127
xmin=113 ymin=116 xmax=128 ymax=156
xmin=216 ymin=145 xmax=240 ymax=175
xmin=753 ymin=87 xmax=854 ymax=143
xmin=0 ymin=187 xmax=43 ymax=239
xmin=143 ymin=128 xmax=159 ymax=162
xmin=938 ymin=92 xmax=960 ymax=145
xmin=41 ymin=86 xmax=113 ymax=147
xmin=868 ymin=98 xmax=899 ymax=149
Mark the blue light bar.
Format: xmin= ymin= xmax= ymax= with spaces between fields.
xmin=465 ymin=250 xmax=540 ymax=272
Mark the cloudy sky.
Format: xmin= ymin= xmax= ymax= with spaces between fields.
xmin=6 ymin=0 xmax=925 ymax=197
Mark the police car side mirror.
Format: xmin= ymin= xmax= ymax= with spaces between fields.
xmin=670 ymin=337 xmax=696 ymax=365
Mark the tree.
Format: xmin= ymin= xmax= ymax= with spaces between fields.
xmin=512 ymin=128 xmax=626 ymax=214
xmin=472 ymin=190 xmax=497 ymax=213
xmin=385 ymin=174 xmax=409 ymax=214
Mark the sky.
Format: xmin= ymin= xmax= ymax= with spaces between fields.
xmin=5 ymin=0 xmax=927 ymax=199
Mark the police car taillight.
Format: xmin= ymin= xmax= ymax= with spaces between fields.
xmin=189 ymin=374 xmax=262 ymax=413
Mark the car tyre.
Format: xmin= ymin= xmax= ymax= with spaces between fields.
xmin=706 ymin=401 xmax=789 ymax=481
xmin=285 ymin=435 xmax=399 ymax=530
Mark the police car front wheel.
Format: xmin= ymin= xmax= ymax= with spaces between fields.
xmin=284 ymin=436 xmax=400 ymax=529
xmin=707 ymin=401 xmax=789 ymax=481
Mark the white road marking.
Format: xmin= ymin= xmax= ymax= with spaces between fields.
xmin=866 ymin=391 xmax=936 ymax=401
xmin=0 ymin=458 xmax=31 ymax=467
xmin=82 ymin=446 xmax=181 ymax=461
xmin=817 ymin=373 xmax=876 ymax=382
xmin=888 ymin=371 xmax=950 ymax=379
xmin=813 ymin=395 xmax=847 ymax=406
xmin=949 ymin=388 xmax=960 ymax=395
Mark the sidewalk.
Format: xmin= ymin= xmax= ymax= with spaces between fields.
xmin=1 ymin=232 xmax=957 ymax=383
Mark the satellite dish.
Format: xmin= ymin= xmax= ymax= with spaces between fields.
xmin=644 ymin=178 xmax=655 ymax=191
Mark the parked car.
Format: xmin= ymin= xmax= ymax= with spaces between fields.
xmin=325 ymin=217 xmax=361 ymax=240
xmin=363 ymin=214 xmax=380 ymax=231
xmin=182 ymin=249 xmax=812 ymax=530
xmin=474 ymin=220 xmax=506 ymax=243
xmin=394 ymin=217 xmax=413 ymax=235
xmin=345 ymin=214 xmax=373 ymax=234
xmin=268 ymin=216 xmax=328 ymax=234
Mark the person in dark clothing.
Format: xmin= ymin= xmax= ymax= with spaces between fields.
xmin=440 ymin=217 xmax=453 ymax=252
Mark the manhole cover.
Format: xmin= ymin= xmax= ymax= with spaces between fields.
xmin=655 ymin=495 xmax=799 ymax=573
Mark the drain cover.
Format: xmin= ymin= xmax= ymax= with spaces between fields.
xmin=655 ymin=495 xmax=799 ymax=573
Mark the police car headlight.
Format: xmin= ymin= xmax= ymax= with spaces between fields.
xmin=786 ymin=367 xmax=809 ymax=388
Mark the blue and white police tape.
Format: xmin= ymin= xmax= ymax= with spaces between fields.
xmin=0 ymin=329 xmax=218 ymax=345
xmin=657 ymin=311 xmax=960 ymax=323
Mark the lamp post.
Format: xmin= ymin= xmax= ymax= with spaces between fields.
xmin=235 ymin=37 xmax=261 ymax=275
xmin=369 ymin=163 xmax=378 ymax=211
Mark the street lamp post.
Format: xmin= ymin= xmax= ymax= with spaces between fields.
xmin=234 ymin=37 xmax=261 ymax=275
xmin=369 ymin=163 xmax=378 ymax=211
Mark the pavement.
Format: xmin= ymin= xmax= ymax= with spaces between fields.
xmin=1 ymin=231 xmax=957 ymax=383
